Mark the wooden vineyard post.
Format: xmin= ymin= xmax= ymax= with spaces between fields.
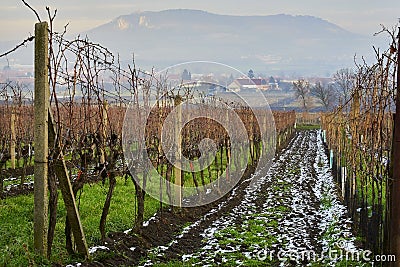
xmin=100 ymin=100 xmax=108 ymax=164
xmin=390 ymin=23 xmax=400 ymax=266
xmin=226 ymin=108 xmax=231 ymax=181
xmin=10 ymin=110 xmax=16 ymax=169
xmin=263 ymin=113 xmax=267 ymax=155
xmin=34 ymin=21 xmax=88 ymax=258
xmin=174 ymin=95 xmax=182 ymax=207
xmin=249 ymin=114 xmax=254 ymax=163
xmin=34 ymin=21 xmax=49 ymax=257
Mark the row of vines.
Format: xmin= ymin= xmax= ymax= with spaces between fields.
xmin=0 ymin=82 xmax=34 ymax=198
xmin=321 ymin=26 xmax=398 ymax=256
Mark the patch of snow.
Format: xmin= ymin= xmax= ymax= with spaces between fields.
xmin=88 ymin=245 xmax=109 ymax=254
xmin=143 ymin=213 xmax=157 ymax=227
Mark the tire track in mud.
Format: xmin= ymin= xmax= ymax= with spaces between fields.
xmin=140 ymin=130 xmax=363 ymax=266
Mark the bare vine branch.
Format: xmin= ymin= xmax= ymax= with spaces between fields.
xmin=21 ymin=0 xmax=41 ymax=22
xmin=0 ymin=36 xmax=35 ymax=58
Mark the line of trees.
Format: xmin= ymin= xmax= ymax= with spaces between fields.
xmin=292 ymin=68 xmax=355 ymax=112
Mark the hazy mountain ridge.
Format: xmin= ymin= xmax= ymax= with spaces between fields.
xmin=83 ymin=9 xmax=375 ymax=75
xmin=0 ymin=9 xmax=384 ymax=76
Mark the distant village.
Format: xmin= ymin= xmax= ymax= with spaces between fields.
xmin=0 ymin=65 xmax=34 ymax=84
xmin=0 ymin=65 xmax=336 ymax=111
xmin=161 ymin=68 xmax=332 ymax=91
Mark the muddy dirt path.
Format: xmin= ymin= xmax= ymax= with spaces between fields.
xmin=138 ymin=130 xmax=362 ymax=266
xmin=72 ymin=130 xmax=364 ymax=267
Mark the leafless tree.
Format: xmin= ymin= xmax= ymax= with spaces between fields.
xmin=333 ymin=68 xmax=355 ymax=105
xmin=293 ymin=78 xmax=311 ymax=112
xmin=311 ymin=81 xmax=336 ymax=111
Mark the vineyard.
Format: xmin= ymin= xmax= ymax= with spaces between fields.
xmin=0 ymin=78 xmax=297 ymax=265
xmin=1 ymin=5 xmax=400 ymax=267
xmin=0 ymin=17 xmax=300 ymax=266
xmin=321 ymin=25 xmax=399 ymax=259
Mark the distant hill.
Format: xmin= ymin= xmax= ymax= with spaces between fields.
xmin=0 ymin=9 xmax=384 ymax=76
xmin=84 ymin=9 xmax=378 ymax=76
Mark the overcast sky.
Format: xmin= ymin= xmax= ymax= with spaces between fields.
xmin=1 ymin=0 xmax=399 ymax=41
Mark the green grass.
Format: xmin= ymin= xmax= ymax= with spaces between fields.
xmin=2 ymin=157 xmax=34 ymax=170
xmin=0 ymin=139 xmax=276 ymax=266
xmin=296 ymin=124 xmax=321 ymax=130
xmin=0 ymin=176 xmax=160 ymax=266
xmin=0 ymin=195 xmax=37 ymax=267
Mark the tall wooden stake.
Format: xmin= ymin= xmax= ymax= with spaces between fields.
xmin=100 ymin=100 xmax=108 ymax=164
xmin=174 ymin=95 xmax=182 ymax=207
xmin=34 ymin=21 xmax=49 ymax=257
xmin=10 ymin=110 xmax=16 ymax=169
xmin=390 ymin=23 xmax=400 ymax=266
